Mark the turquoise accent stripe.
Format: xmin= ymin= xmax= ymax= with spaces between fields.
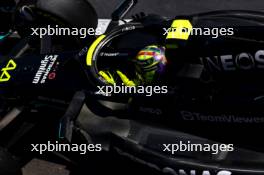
xmin=0 ymin=32 xmax=11 ymax=40
xmin=58 ymin=123 xmax=64 ymax=139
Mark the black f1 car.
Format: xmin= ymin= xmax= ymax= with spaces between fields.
xmin=1 ymin=0 xmax=264 ymax=175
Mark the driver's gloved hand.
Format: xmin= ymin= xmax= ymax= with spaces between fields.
xmin=99 ymin=71 xmax=115 ymax=85
xmin=116 ymin=70 xmax=136 ymax=86
xmin=99 ymin=70 xmax=136 ymax=86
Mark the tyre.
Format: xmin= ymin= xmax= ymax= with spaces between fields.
xmin=0 ymin=0 xmax=16 ymax=33
xmin=15 ymin=0 xmax=98 ymax=45
xmin=36 ymin=0 xmax=98 ymax=29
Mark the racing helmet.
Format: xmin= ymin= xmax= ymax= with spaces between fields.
xmin=135 ymin=45 xmax=167 ymax=84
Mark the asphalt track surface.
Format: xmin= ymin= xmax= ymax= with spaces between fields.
xmin=23 ymin=0 xmax=264 ymax=174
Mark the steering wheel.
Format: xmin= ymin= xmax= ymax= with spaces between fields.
xmin=86 ymin=22 xmax=165 ymax=88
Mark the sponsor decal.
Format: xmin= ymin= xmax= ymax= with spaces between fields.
xmin=33 ymin=55 xmax=58 ymax=84
xmin=181 ymin=111 xmax=264 ymax=123
xmin=139 ymin=107 xmax=163 ymax=115
xmin=0 ymin=59 xmax=16 ymax=82
xmin=162 ymin=168 xmax=232 ymax=175
xmin=201 ymin=50 xmax=264 ymax=71
xmin=99 ymin=52 xmax=129 ymax=57
xmin=121 ymin=25 xmax=136 ymax=32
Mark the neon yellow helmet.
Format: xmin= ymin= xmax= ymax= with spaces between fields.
xmin=135 ymin=45 xmax=167 ymax=84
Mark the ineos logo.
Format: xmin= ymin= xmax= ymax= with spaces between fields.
xmin=201 ymin=50 xmax=264 ymax=71
xmin=162 ymin=168 xmax=232 ymax=175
